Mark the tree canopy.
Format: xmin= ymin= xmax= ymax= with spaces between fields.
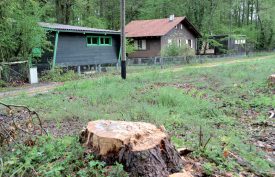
xmin=0 ymin=0 xmax=275 ymax=62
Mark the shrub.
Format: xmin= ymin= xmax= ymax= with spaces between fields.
xmin=0 ymin=79 xmax=7 ymax=87
xmin=161 ymin=42 xmax=195 ymax=57
xmin=40 ymin=67 xmax=80 ymax=82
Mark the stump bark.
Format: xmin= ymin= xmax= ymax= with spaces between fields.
xmin=268 ymin=74 xmax=275 ymax=87
xmin=80 ymin=120 xmax=183 ymax=177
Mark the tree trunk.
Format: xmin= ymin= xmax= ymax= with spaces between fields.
xmin=80 ymin=120 xmax=183 ymax=177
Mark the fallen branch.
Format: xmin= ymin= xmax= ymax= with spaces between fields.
xmin=0 ymin=101 xmax=47 ymax=148
xmin=0 ymin=101 xmax=47 ymax=135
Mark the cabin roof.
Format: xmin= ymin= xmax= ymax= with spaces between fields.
xmin=39 ymin=22 xmax=120 ymax=35
xmin=125 ymin=16 xmax=201 ymax=38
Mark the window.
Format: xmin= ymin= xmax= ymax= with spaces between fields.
xmin=178 ymin=39 xmax=182 ymax=47
xmin=235 ymin=39 xmax=246 ymax=45
xmin=100 ymin=37 xmax=112 ymax=45
xmin=134 ymin=39 xmax=146 ymax=50
xmin=87 ymin=36 xmax=112 ymax=46
xmin=168 ymin=39 xmax=172 ymax=45
xmin=175 ymin=25 xmax=178 ymax=29
xmin=186 ymin=39 xmax=192 ymax=48
xmin=180 ymin=24 xmax=183 ymax=29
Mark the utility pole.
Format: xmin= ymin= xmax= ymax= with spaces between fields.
xmin=120 ymin=0 xmax=126 ymax=79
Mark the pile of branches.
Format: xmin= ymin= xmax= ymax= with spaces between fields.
xmin=0 ymin=102 xmax=47 ymax=150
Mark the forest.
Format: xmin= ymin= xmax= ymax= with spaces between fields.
xmin=0 ymin=0 xmax=275 ymax=62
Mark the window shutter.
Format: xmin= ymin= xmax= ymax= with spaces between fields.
xmin=142 ymin=40 xmax=146 ymax=50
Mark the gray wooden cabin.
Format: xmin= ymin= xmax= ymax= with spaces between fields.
xmin=38 ymin=22 xmax=120 ymax=72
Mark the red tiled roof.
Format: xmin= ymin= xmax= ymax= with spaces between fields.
xmin=126 ymin=17 xmax=191 ymax=37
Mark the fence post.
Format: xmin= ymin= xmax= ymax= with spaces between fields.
xmin=77 ymin=66 xmax=81 ymax=75
xmin=98 ymin=64 xmax=102 ymax=72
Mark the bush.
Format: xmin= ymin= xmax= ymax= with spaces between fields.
xmin=40 ymin=68 xmax=80 ymax=82
xmin=161 ymin=42 xmax=195 ymax=57
xmin=0 ymin=79 xmax=7 ymax=87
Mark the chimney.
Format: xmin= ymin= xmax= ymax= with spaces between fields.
xmin=169 ymin=15 xmax=175 ymax=22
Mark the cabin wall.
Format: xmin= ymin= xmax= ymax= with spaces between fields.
xmin=55 ymin=33 xmax=119 ymax=67
xmin=161 ymin=22 xmax=197 ymax=51
xmin=128 ymin=37 xmax=161 ymax=58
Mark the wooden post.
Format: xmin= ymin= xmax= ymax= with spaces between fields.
xmin=120 ymin=0 xmax=126 ymax=79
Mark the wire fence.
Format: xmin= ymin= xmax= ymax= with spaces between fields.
xmin=0 ymin=61 xmax=29 ymax=83
xmin=126 ymin=51 xmax=274 ymax=67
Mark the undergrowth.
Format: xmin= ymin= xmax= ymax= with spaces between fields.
xmin=40 ymin=68 xmax=80 ymax=82
xmin=0 ymin=136 xmax=128 ymax=177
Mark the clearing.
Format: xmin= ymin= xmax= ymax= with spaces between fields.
xmin=1 ymin=54 xmax=275 ymax=176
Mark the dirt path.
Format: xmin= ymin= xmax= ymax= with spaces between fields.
xmin=0 ymin=82 xmax=63 ymax=99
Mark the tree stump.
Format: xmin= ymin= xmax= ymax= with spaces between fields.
xmin=268 ymin=74 xmax=275 ymax=87
xmin=80 ymin=120 xmax=183 ymax=177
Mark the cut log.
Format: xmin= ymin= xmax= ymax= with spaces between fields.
xmin=268 ymin=74 xmax=275 ymax=87
xmin=80 ymin=120 xmax=183 ymax=177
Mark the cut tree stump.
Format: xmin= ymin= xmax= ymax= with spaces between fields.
xmin=80 ymin=120 xmax=183 ymax=177
xmin=268 ymin=74 xmax=275 ymax=87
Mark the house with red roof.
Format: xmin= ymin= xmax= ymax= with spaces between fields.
xmin=125 ymin=15 xmax=201 ymax=58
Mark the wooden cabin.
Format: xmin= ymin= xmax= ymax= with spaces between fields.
xmin=201 ymin=35 xmax=247 ymax=55
xmin=125 ymin=15 xmax=201 ymax=58
xmin=38 ymin=22 xmax=120 ymax=72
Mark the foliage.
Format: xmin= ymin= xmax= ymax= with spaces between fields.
xmin=0 ymin=79 xmax=7 ymax=87
xmin=0 ymin=0 xmax=49 ymax=62
xmin=126 ymin=39 xmax=136 ymax=55
xmin=0 ymin=136 xmax=128 ymax=177
xmin=161 ymin=43 xmax=195 ymax=57
xmin=40 ymin=67 xmax=80 ymax=82
xmin=1 ymin=0 xmax=275 ymax=62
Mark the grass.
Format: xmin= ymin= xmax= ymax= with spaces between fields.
xmin=1 ymin=54 xmax=275 ymax=176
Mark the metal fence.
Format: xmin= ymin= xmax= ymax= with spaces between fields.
xmin=0 ymin=61 xmax=29 ymax=83
xmin=126 ymin=51 xmax=273 ymax=67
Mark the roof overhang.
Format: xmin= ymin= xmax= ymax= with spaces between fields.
xmin=43 ymin=28 xmax=121 ymax=35
xmin=39 ymin=22 xmax=120 ymax=35
xmin=183 ymin=18 xmax=202 ymax=38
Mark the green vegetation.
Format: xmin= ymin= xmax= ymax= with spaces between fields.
xmin=40 ymin=68 xmax=80 ymax=82
xmin=161 ymin=43 xmax=195 ymax=57
xmin=1 ymin=0 xmax=275 ymax=63
xmin=1 ymin=136 xmax=128 ymax=177
xmin=2 ymin=55 xmax=275 ymax=175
